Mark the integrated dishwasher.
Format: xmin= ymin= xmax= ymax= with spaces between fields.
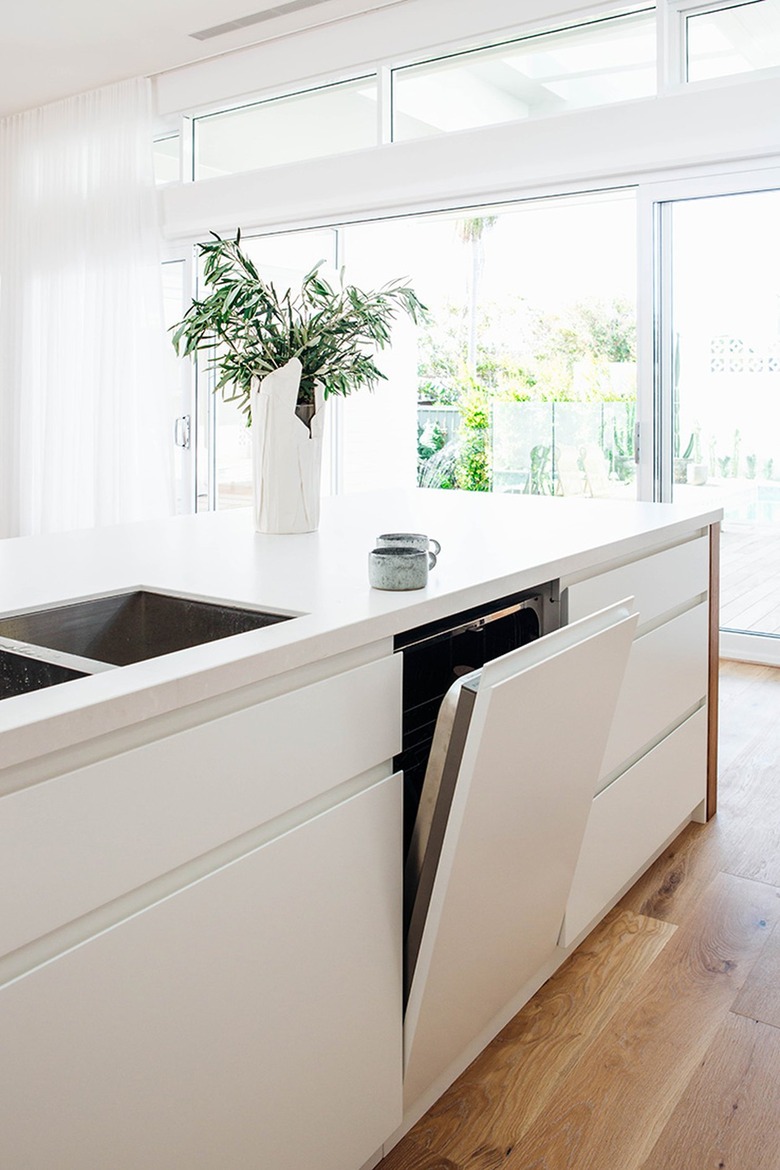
xmin=394 ymin=581 xmax=562 ymax=997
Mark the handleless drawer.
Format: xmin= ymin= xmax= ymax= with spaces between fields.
xmin=0 ymin=653 xmax=402 ymax=958
xmin=598 ymin=601 xmax=708 ymax=783
xmin=566 ymin=535 xmax=709 ymax=627
xmin=560 ymin=707 xmax=707 ymax=947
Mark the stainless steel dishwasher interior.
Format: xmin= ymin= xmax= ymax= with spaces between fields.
xmin=0 ymin=590 xmax=297 ymax=668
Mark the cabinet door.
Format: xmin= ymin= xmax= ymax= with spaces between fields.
xmin=0 ymin=776 xmax=402 ymax=1170
xmin=0 ymin=653 xmax=401 ymax=958
xmin=403 ymin=603 xmax=637 ymax=1108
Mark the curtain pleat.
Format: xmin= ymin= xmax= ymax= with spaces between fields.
xmin=0 ymin=78 xmax=175 ymax=536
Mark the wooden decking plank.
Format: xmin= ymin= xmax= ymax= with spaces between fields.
xmin=720 ymin=526 xmax=780 ymax=635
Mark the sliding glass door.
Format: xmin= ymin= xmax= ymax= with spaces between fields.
xmin=649 ymin=174 xmax=780 ymax=664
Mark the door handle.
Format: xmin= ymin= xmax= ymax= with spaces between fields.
xmin=174 ymin=415 xmax=191 ymax=449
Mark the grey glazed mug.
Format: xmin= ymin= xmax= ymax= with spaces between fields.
xmin=376 ymin=532 xmax=440 ymax=568
xmin=368 ymin=546 xmax=433 ymax=590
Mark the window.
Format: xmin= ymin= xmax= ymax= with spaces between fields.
xmin=391 ymin=10 xmax=656 ymax=142
xmin=192 ymin=192 xmax=638 ymax=508
xmin=685 ymin=0 xmax=780 ymax=82
xmin=193 ymin=76 xmax=379 ymax=180
xmin=153 ymin=135 xmax=181 ymax=184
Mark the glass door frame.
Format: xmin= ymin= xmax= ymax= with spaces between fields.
xmin=638 ymin=164 xmax=780 ymax=664
xmin=161 ymin=245 xmax=197 ymax=514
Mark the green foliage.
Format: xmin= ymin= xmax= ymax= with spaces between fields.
xmin=455 ymin=216 xmax=498 ymax=244
xmin=417 ymin=294 xmax=636 ymax=409
xmin=417 ymin=422 xmax=448 ymax=463
xmin=456 ymin=431 xmax=491 ymax=491
xmin=455 ymin=382 xmax=491 ymax=491
xmin=171 ymin=231 xmax=426 ymax=418
xmin=551 ymin=299 xmax=636 ymax=364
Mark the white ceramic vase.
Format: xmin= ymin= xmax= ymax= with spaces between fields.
xmin=251 ymin=356 xmax=326 ymax=534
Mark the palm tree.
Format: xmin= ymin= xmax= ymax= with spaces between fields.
xmin=455 ymin=216 xmax=497 ymax=372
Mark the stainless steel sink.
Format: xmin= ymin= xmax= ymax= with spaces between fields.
xmin=0 ymin=648 xmax=89 ymax=700
xmin=0 ymin=589 xmax=296 ymax=670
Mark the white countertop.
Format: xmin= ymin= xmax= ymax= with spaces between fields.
xmin=0 ymin=489 xmax=721 ymax=770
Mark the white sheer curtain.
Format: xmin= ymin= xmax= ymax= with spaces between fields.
xmin=0 ymin=78 xmax=174 ymax=537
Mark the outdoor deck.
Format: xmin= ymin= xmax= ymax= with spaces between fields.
xmin=721 ymin=523 xmax=780 ymax=636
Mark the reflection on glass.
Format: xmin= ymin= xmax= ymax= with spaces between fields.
xmin=670 ymin=189 xmax=780 ymax=637
xmin=392 ymin=10 xmax=655 ymax=141
xmin=686 ymin=0 xmax=780 ymax=82
xmin=195 ymin=77 xmax=378 ymax=179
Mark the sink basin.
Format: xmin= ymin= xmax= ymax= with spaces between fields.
xmin=0 ymin=590 xmax=296 ymax=668
xmin=0 ymin=648 xmax=89 ymax=700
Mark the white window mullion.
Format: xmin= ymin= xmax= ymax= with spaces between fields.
xmin=180 ymin=115 xmax=194 ymax=183
xmin=378 ymin=65 xmax=392 ymax=145
xmin=658 ymin=0 xmax=686 ymax=88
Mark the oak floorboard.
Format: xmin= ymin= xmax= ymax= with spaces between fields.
xmin=501 ymin=872 xmax=780 ymax=1170
xmin=717 ymin=743 xmax=780 ymax=888
xmin=640 ymin=1014 xmax=780 ymax=1170
xmin=731 ymin=921 xmax=780 ymax=1028
xmin=377 ymin=910 xmax=675 ymax=1170
xmin=620 ymin=677 xmax=780 ymax=925
xmin=718 ymin=663 xmax=780 ymax=772
xmin=616 ymin=818 xmax=725 ymax=926
xmin=379 ymin=666 xmax=780 ymax=1170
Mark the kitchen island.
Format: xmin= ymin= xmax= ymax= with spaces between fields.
xmin=0 ymin=489 xmax=721 ymax=1170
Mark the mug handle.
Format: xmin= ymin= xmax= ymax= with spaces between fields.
xmin=428 ymin=550 xmax=438 ymax=569
xmin=429 ymin=538 xmax=442 ymax=557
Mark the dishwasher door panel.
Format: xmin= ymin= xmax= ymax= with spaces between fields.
xmin=403 ymin=600 xmax=637 ymax=1109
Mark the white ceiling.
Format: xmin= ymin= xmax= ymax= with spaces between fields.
xmin=0 ymin=0 xmax=408 ymax=117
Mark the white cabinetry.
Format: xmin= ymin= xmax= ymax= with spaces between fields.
xmin=0 ymin=651 xmax=403 ymax=1170
xmin=0 ymin=777 xmax=402 ymax=1170
xmin=0 ymin=654 xmax=401 ymax=956
xmin=560 ymin=531 xmax=712 ymax=947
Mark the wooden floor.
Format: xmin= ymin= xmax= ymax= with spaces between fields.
xmin=379 ymin=660 xmax=780 ymax=1170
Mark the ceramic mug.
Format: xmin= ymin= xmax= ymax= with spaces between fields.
xmin=376 ymin=532 xmax=440 ymax=568
xmin=368 ymin=546 xmax=434 ymax=591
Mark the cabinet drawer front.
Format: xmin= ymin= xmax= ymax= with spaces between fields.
xmin=0 ymin=654 xmax=401 ymax=957
xmin=600 ymin=602 xmax=709 ymax=781
xmin=561 ymin=707 xmax=707 ymax=947
xmin=567 ymin=535 xmax=709 ymax=626
xmin=0 ymin=776 xmax=403 ymax=1170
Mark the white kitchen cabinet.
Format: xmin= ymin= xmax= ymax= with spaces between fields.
xmin=565 ymin=534 xmax=710 ymax=627
xmin=0 ymin=653 xmax=401 ymax=957
xmin=0 ymin=776 xmax=402 ymax=1170
xmin=560 ymin=707 xmax=707 ymax=945
xmin=599 ymin=601 xmax=709 ymax=782
xmin=560 ymin=529 xmax=713 ymax=950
